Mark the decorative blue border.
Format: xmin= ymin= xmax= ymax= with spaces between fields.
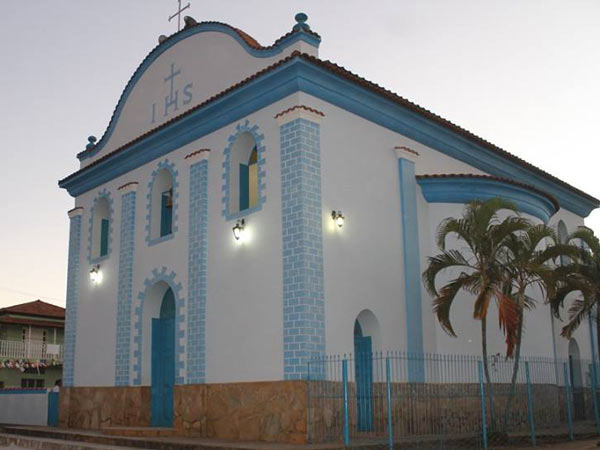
xmin=87 ymin=189 xmax=114 ymax=264
xmin=186 ymin=159 xmax=208 ymax=384
xmin=398 ymin=159 xmax=425 ymax=382
xmin=132 ymin=267 xmax=185 ymax=385
xmin=59 ymin=57 xmax=597 ymax=217
xmin=280 ymin=117 xmax=326 ymax=380
xmin=221 ymin=120 xmax=266 ymax=221
xmin=145 ymin=159 xmax=179 ymax=246
xmin=77 ymin=23 xmax=319 ymax=161
xmin=64 ymin=214 xmax=82 ymax=387
xmin=417 ymin=176 xmax=558 ymax=223
xmin=114 ymin=190 xmax=137 ymax=386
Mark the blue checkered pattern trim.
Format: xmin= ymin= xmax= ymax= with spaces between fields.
xmin=280 ymin=118 xmax=326 ymax=380
xmin=64 ymin=214 xmax=82 ymax=387
xmin=114 ymin=190 xmax=137 ymax=386
xmin=146 ymin=160 xmax=179 ymax=246
xmin=87 ymin=189 xmax=114 ymax=264
xmin=186 ymin=160 xmax=208 ymax=384
xmin=132 ymin=267 xmax=185 ymax=385
xmin=221 ymin=120 xmax=266 ymax=221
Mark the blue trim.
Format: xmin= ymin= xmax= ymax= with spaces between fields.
xmin=60 ymin=57 xmax=596 ymax=217
xmin=222 ymin=120 xmax=266 ymax=221
xmin=64 ymin=214 xmax=82 ymax=387
xmin=417 ymin=176 xmax=557 ymax=223
xmin=114 ymin=190 xmax=137 ymax=386
xmin=77 ymin=23 xmax=319 ymax=161
xmin=87 ymin=189 xmax=114 ymax=264
xmin=398 ymin=158 xmax=425 ymax=382
xmin=133 ymin=267 xmax=185 ymax=385
xmin=280 ymin=118 xmax=325 ymax=380
xmin=146 ymin=160 xmax=179 ymax=246
xmin=0 ymin=389 xmax=48 ymax=395
xmin=187 ymin=159 xmax=209 ymax=384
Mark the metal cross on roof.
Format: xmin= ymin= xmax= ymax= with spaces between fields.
xmin=168 ymin=0 xmax=191 ymax=32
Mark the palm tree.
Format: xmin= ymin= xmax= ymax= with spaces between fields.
xmin=422 ymin=198 xmax=529 ymax=424
xmin=550 ymin=227 xmax=600 ymax=350
xmin=500 ymin=224 xmax=577 ymax=427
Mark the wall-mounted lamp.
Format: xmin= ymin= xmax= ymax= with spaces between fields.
xmin=232 ymin=219 xmax=245 ymax=241
xmin=90 ymin=265 xmax=103 ymax=284
xmin=331 ymin=210 xmax=345 ymax=228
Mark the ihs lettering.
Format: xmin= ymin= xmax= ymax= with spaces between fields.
xmin=151 ymin=63 xmax=193 ymax=124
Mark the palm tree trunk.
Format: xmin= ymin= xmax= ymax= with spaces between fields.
xmin=503 ymin=309 xmax=524 ymax=431
xmin=481 ymin=316 xmax=497 ymax=429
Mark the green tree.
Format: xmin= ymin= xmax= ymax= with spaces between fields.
xmin=422 ymin=198 xmax=529 ymax=425
xmin=500 ymin=224 xmax=577 ymax=428
xmin=550 ymin=227 xmax=599 ymax=351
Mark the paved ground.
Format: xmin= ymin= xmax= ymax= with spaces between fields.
xmin=511 ymin=438 xmax=599 ymax=449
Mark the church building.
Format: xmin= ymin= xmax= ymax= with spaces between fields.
xmin=58 ymin=13 xmax=599 ymax=442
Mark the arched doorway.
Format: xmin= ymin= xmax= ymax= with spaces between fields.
xmin=353 ymin=310 xmax=381 ymax=432
xmin=568 ymin=338 xmax=585 ymax=420
xmin=151 ymin=287 xmax=175 ymax=427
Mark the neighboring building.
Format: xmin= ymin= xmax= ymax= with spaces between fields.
xmin=0 ymin=300 xmax=64 ymax=389
xmin=57 ymin=14 xmax=599 ymax=441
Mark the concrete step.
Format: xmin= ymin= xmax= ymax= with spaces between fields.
xmin=102 ymin=426 xmax=177 ymax=437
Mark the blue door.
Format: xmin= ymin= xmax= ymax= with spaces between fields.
xmin=354 ymin=321 xmax=373 ymax=432
xmin=47 ymin=391 xmax=59 ymax=426
xmin=151 ymin=288 xmax=175 ymax=427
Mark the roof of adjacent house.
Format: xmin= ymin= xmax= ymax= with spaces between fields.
xmin=62 ymin=22 xmax=599 ymax=211
xmin=0 ymin=300 xmax=65 ymax=320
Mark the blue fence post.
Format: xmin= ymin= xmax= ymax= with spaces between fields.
xmin=563 ymin=362 xmax=574 ymax=441
xmin=589 ymin=362 xmax=600 ymax=435
xmin=342 ymin=358 xmax=350 ymax=446
xmin=386 ymin=356 xmax=393 ymax=449
xmin=525 ymin=361 xmax=536 ymax=446
xmin=477 ymin=360 xmax=488 ymax=450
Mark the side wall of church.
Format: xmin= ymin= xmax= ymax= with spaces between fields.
xmin=68 ymin=89 xmax=595 ymax=387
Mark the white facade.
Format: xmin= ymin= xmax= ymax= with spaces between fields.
xmin=60 ymin=15 xmax=599 ymax=388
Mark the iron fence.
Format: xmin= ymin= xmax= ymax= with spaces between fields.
xmin=307 ymin=352 xmax=600 ymax=448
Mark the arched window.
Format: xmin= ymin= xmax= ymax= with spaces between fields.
xmin=91 ymin=196 xmax=110 ymax=260
xmin=229 ymin=132 xmax=258 ymax=214
xmin=151 ymin=168 xmax=173 ymax=239
xmin=558 ymin=220 xmax=568 ymax=265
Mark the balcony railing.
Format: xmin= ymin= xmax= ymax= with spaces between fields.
xmin=0 ymin=340 xmax=63 ymax=361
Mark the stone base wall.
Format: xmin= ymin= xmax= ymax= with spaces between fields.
xmin=59 ymin=381 xmax=307 ymax=444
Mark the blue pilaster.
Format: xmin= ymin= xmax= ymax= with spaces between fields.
xmin=187 ymin=157 xmax=209 ymax=384
xmin=64 ymin=209 xmax=83 ymax=387
xmin=279 ymin=116 xmax=326 ymax=380
xmin=397 ymin=155 xmax=425 ymax=381
xmin=114 ymin=188 xmax=137 ymax=385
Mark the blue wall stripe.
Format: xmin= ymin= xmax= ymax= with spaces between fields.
xmin=398 ymin=158 xmax=425 ymax=382
xmin=114 ymin=190 xmax=137 ymax=386
xmin=64 ymin=213 xmax=82 ymax=387
xmin=280 ymin=117 xmax=326 ymax=380
xmin=186 ymin=159 xmax=209 ymax=384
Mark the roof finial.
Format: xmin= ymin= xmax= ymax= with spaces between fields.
xmin=293 ymin=12 xmax=310 ymax=31
xmin=169 ymin=0 xmax=191 ymax=32
xmin=86 ymin=136 xmax=97 ymax=151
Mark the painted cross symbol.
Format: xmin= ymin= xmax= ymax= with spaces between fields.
xmin=165 ymin=63 xmax=181 ymax=100
xmin=168 ymin=0 xmax=191 ymax=32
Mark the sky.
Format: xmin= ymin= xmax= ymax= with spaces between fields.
xmin=0 ymin=0 xmax=599 ymax=309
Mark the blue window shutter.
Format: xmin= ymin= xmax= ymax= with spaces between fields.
xmin=239 ymin=164 xmax=249 ymax=211
xmin=160 ymin=190 xmax=173 ymax=237
xmin=100 ymin=219 xmax=109 ymax=256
